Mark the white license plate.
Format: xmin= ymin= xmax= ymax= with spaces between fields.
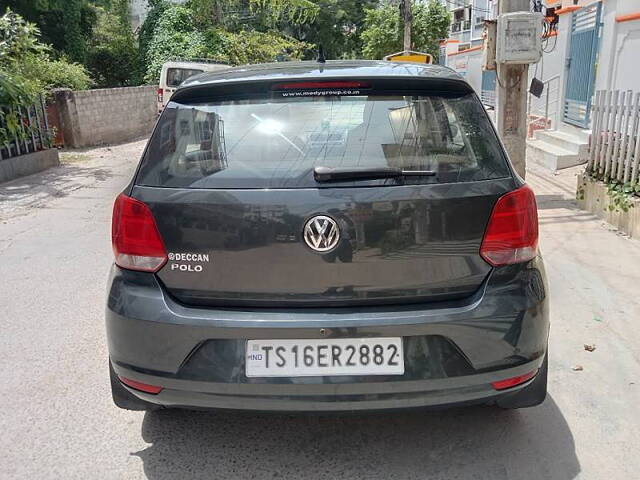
xmin=245 ymin=338 xmax=404 ymax=378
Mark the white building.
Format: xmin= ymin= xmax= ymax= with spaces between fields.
xmin=440 ymin=0 xmax=640 ymax=170
xmin=438 ymin=0 xmax=497 ymax=106
xmin=439 ymin=0 xmax=492 ymax=48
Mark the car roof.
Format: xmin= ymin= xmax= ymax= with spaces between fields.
xmin=181 ymin=60 xmax=463 ymax=88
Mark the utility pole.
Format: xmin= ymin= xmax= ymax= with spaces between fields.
xmin=495 ymin=0 xmax=530 ymax=179
xmin=402 ymin=0 xmax=412 ymax=51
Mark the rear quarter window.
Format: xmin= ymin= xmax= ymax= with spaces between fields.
xmin=136 ymin=91 xmax=510 ymax=189
xmin=166 ymin=68 xmax=205 ymax=87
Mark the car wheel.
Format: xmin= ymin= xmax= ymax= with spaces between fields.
xmin=109 ymin=360 xmax=162 ymax=411
xmin=496 ymin=353 xmax=548 ymax=409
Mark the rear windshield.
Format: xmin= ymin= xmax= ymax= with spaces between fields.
xmin=137 ymin=93 xmax=510 ymax=188
xmin=166 ymin=68 xmax=204 ymax=87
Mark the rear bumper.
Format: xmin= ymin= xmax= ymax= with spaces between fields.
xmin=106 ymin=257 xmax=549 ymax=412
xmin=112 ymin=359 xmax=543 ymax=412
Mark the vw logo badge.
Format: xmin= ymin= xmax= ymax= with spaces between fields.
xmin=303 ymin=215 xmax=340 ymax=252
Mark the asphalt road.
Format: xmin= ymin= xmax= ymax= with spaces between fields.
xmin=1 ymin=140 xmax=639 ymax=479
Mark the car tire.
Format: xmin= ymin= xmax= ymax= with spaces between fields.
xmin=495 ymin=353 xmax=548 ymax=409
xmin=109 ymin=360 xmax=162 ymax=411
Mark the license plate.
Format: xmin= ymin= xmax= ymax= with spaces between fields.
xmin=245 ymin=338 xmax=404 ymax=377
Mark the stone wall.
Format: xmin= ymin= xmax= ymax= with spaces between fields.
xmin=53 ymin=86 xmax=157 ymax=148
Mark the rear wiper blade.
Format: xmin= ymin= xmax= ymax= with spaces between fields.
xmin=313 ymin=166 xmax=436 ymax=183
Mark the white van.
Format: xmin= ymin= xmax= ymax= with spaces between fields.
xmin=157 ymin=60 xmax=229 ymax=113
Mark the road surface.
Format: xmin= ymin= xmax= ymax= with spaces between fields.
xmin=1 ymin=140 xmax=639 ymax=479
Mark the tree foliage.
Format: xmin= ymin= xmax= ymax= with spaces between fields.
xmin=141 ymin=4 xmax=210 ymax=83
xmin=1 ymin=1 xmax=138 ymax=88
xmin=0 ymin=9 xmax=91 ymax=105
xmin=3 ymin=0 xmax=452 ymax=91
xmin=214 ymin=29 xmax=311 ymax=66
xmin=361 ymin=0 xmax=450 ymax=61
xmin=86 ymin=0 xmax=141 ymax=87
xmin=0 ymin=0 xmax=96 ymax=63
xmin=141 ymin=2 xmax=312 ymax=83
xmin=0 ymin=8 xmax=91 ymax=148
xmin=187 ymin=0 xmax=319 ymax=31
xmin=305 ymin=0 xmax=378 ymax=59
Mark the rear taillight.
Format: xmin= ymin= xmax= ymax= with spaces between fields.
xmin=157 ymin=88 xmax=163 ymax=103
xmin=111 ymin=193 xmax=167 ymax=272
xmin=480 ymin=185 xmax=538 ymax=267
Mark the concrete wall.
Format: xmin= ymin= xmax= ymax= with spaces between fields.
xmin=53 ymin=86 xmax=157 ymax=149
xmin=0 ymin=149 xmax=60 ymax=183
xmin=577 ymin=173 xmax=640 ymax=239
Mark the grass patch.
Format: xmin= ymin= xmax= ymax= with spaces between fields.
xmin=59 ymin=152 xmax=91 ymax=164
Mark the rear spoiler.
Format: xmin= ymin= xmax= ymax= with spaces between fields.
xmin=171 ymin=76 xmax=474 ymax=104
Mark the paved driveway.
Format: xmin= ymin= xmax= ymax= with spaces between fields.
xmin=1 ymin=141 xmax=639 ymax=479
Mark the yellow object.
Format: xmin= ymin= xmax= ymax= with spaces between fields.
xmin=383 ymin=50 xmax=433 ymax=64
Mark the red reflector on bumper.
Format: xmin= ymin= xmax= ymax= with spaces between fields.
xmin=491 ymin=370 xmax=538 ymax=391
xmin=119 ymin=376 xmax=163 ymax=394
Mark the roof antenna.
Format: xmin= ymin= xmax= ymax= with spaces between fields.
xmin=317 ymin=45 xmax=326 ymax=63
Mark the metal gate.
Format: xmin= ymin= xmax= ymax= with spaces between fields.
xmin=563 ymin=3 xmax=601 ymax=128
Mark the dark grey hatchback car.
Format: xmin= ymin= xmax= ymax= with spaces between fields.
xmin=107 ymin=60 xmax=549 ymax=412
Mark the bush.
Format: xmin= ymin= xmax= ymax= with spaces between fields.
xmin=17 ymin=53 xmax=92 ymax=91
xmin=0 ymin=72 xmax=37 ymax=106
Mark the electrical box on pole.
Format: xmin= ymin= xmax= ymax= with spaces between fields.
xmin=496 ymin=12 xmax=544 ymax=64
xmin=494 ymin=0 xmax=534 ymax=179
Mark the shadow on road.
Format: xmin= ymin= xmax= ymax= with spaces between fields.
xmin=535 ymin=193 xmax=580 ymax=210
xmin=0 ymin=163 xmax=113 ymax=200
xmin=133 ymin=395 xmax=579 ymax=479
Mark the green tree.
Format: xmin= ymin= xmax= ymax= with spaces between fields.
xmin=361 ymin=0 xmax=450 ymax=60
xmin=138 ymin=0 xmax=171 ymax=68
xmin=0 ymin=9 xmax=91 ymax=148
xmin=141 ymin=4 xmax=210 ymax=83
xmin=187 ymin=0 xmax=320 ymax=31
xmin=0 ymin=0 xmax=97 ymax=63
xmin=86 ymin=0 xmax=141 ymax=87
xmin=291 ymin=0 xmax=377 ymax=59
xmin=213 ymin=29 xmax=311 ymax=66
xmin=140 ymin=1 xmax=312 ymax=83
xmin=0 ymin=9 xmax=91 ymax=100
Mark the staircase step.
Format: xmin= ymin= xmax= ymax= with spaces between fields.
xmin=526 ymin=139 xmax=584 ymax=171
xmin=557 ymin=123 xmax=591 ymax=143
xmin=533 ymin=130 xmax=590 ymax=161
xmin=535 ymin=129 xmax=588 ymax=147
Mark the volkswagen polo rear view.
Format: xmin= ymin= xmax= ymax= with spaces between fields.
xmin=106 ymin=60 xmax=549 ymax=412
